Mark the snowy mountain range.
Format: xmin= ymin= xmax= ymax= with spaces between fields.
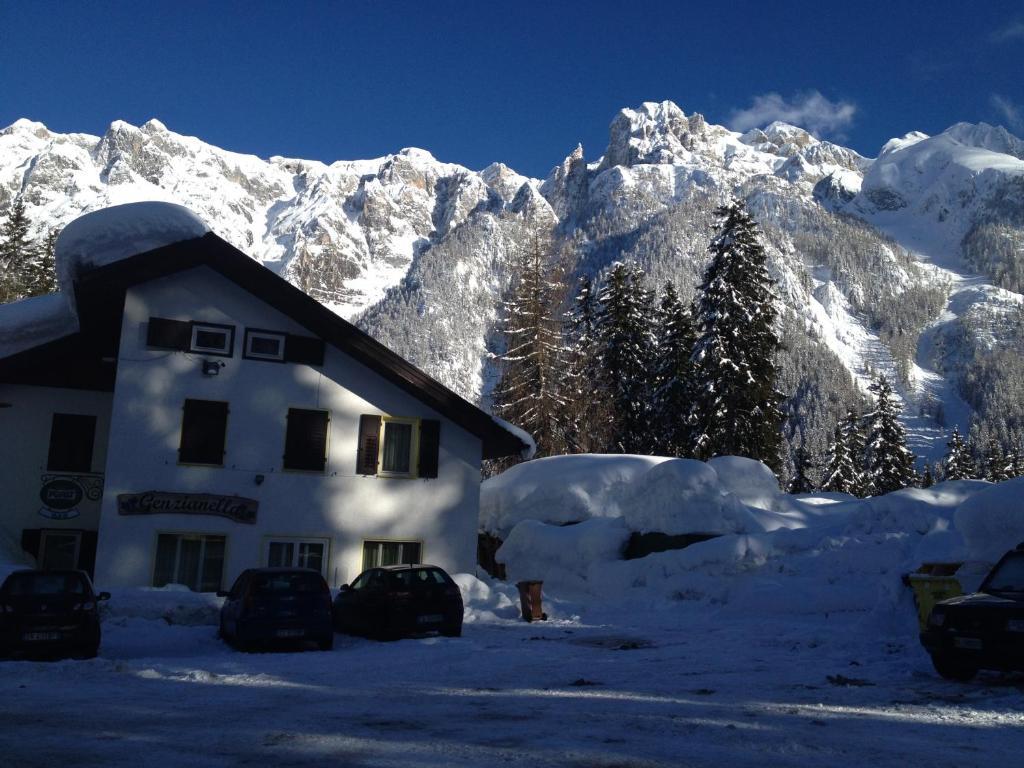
xmin=2 ymin=103 xmax=1023 ymax=466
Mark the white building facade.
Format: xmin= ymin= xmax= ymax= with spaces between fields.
xmin=0 ymin=212 xmax=526 ymax=590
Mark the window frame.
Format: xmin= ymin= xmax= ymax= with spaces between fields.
xmin=151 ymin=531 xmax=228 ymax=593
xmin=189 ymin=322 xmax=235 ymax=357
xmin=262 ymin=536 xmax=330 ymax=576
xmin=177 ymin=399 xmax=230 ymax=467
xmin=242 ymin=328 xmax=287 ymax=362
xmin=282 ymin=407 xmax=331 ymax=473
xmin=377 ymin=417 xmax=420 ymax=478
xmin=39 ymin=530 xmax=82 ymax=570
xmin=361 ymin=539 xmax=423 ymax=570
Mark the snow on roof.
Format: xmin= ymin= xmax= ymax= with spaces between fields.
xmin=490 ymin=415 xmax=536 ymax=460
xmin=0 ymin=292 xmax=78 ymax=359
xmin=55 ymin=202 xmax=210 ymax=311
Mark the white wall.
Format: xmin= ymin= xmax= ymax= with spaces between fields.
xmin=93 ymin=266 xmax=482 ymax=589
xmin=0 ymin=383 xmax=113 ymax=562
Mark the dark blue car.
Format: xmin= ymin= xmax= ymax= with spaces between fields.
xmin=218 ymin=568 xmax=333 ymax=651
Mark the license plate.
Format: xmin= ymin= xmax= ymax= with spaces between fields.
xmin=417 ymin=614 xmax=443 ymax=624
xmin=275 ymin=628 xmax=305 ymax=638
xmin=23 ymin=631 xmax=61 ymax=642
xmin=954 ymin=636 xmax=983 ymax=650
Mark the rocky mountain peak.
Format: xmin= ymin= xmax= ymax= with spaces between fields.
xmin=599 ymin=100 xmax=718 ymax=170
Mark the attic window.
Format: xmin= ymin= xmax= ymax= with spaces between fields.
xmin=243 ymin=329 xmax=286 ymax=361
xmin=190 ymin=323 xmax=234 ymax=356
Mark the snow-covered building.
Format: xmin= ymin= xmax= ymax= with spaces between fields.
xmin=0 ymin=203 xmax=528 ymax=590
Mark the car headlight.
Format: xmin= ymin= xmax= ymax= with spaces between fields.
xmin=928 ymin=611 xmax=946 ymax=627
xmin=1007 ymin=619 xmax=1024 ymax=633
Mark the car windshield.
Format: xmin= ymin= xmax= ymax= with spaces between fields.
xmin=985 ymin=553 xmax=1024 ymax=593
xmin=250 ymin=572 xmax=324 ymax=595
xmin=2 ymin=572 xmax=88 ymax=597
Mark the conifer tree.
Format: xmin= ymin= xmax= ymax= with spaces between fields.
xmin=821 ymin=409 xmax=865 ymax=495
xmin=594 ymin=261 xmax=656 ymax=454
xmin=864 ymin=375 xmax=916 ymax=495
xmin=788 ymin=446 xmax=818 ymax=494
xmin=652 ymin=281 xmax=696 ymax=456
xmin=491 ymin=238 xmax=568 ymax=459
xmin=563 ymin=275 xmax=609 ymax=453
xmin=942 ymin=426 xmax=974 ymax=481
xmin=19 ymin=227 xmax=58 ymax=297
xmin=921 ymin=464 xmax=935 ymax=488
xmin=689 ymin=199 xmax=784 ymax=471
xmin=0 ymin=198 xmax=36 ymax=302
xmin=983 ymin=439 xmax=1013 ymax=482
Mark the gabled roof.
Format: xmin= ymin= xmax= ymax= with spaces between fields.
xmin=2 ymin=231 xmax=528 ymax=460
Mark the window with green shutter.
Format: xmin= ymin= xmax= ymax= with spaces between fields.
xmin=284 ymin=408 xmax=330 ymax=471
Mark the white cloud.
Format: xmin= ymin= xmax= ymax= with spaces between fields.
xmin=991 ymin=94 xmax=1024 ymax=133
xmin=991 ymin=20 xmax=1024 ymax=43
xmin=728 ymin=91 xmax=857 ymax=138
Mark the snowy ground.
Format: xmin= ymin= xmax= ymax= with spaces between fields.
xmin=1 ymin=588 xmax=1023 ymax=768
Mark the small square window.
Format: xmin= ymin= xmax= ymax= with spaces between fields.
xmin=190 ymin=323 xmax=234 ymax=356
xmin=244 ymin=329 xmax=286 ymax=361
xmin=379 ymin=418 xmax=418 ymax=476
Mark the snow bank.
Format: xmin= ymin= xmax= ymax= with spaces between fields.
xmin=102 ymin=585 xmax=223 ymax=626
xmin=453 ymin=572 xmax=523 ymax=623
xmin=484 ymin=455 xmax=1016 ymax=620
xmin=490 ymin=415 xmax=536 ymax=461
xmin=55 ymin=202 xmax=210 ymax=307
xmin=955 ymin=477 xmax=1024 ymax=562
xmin=0 ymin=292 xmax=78 ymax=359
xmin=480 ymin=454 xmax=667 ymax=536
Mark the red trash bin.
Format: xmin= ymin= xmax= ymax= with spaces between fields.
xmin=516 ymin=580 xmax=547 ymax=622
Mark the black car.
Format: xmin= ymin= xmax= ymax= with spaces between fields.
xmin=921 ymin=543 xmax=1024 ymax=680
xmin=0 ymin=569 xmax=110 ymax=659
xmin=334 ymin=564 xmax=463 ymax=640
xmin=218 ymin=568 xmax=334 ymax=651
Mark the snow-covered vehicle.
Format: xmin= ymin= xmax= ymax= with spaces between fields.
xmin=920 ymin=543 xmax=1024 ymax=680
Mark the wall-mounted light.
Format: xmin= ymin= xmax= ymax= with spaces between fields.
xmin=202 ymin=360 xmax=223 ymax=376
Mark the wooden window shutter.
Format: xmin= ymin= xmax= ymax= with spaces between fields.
xmin=47 ymin=413 xmax=97 ymax=472
xmin=284 ymin=335 xmax=326 ymax=366
xmin=179 ymin=399 xmax=229 ymax=465
xmin=284 ymin=409 xmax=330 ymax=471
xmin=418 ymin=419 xmax=440 ymax=478
xmin=357 ymin=415 xmax=382 ymax=475
xmin=147 ymin=318 xmax=191 ymax=350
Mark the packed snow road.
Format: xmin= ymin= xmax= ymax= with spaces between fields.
xmin=2 ymin=606 xmax=1022 ymax=768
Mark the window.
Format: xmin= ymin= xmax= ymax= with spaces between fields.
xmin=284 ymin=408 xmax=330 ymax=471
xmin=39 ymin=530 xmax=82 ymax=570
xmin=189 ymin=323 xmax=234 ymax=356
xmin=243 ymin=329 xmax=286 ymax=362
xmin=265 ymin=538 xmax=328 ymax=574
xmin=178 ymin=399 xmax=229 ymax=465
xmin=153 ymin=533 xmax=226 ymax=592
xmin=357 ymin=415 xmax=439 ymax=478
xmin=47 ymin=413 xmax=97 ymax=472
xmin=362 ymin=540 xmax=422 ymax=569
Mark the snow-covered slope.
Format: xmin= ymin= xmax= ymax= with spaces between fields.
xmin=2 ymin=105 xmax=1022 ymax=465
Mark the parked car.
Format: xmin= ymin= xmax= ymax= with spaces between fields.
xmin=0 ymin=569 xmax=109 ymax=659
xmin=333 ymin=564 xmax=463 ymax=640
xmin=920 ymin=543 xmax=1024 ymax=680
xmin=218 ymin=568 xmax=333 ymax=651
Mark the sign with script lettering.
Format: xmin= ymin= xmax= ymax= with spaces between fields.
xmin=117 ymin=492 xmax=258 ymax=524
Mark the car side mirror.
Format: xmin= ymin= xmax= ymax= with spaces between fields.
xmin=338 ymin=584 xmax=351 ymax=592
xmin=97 ymin=592 xmax=111 ymax=601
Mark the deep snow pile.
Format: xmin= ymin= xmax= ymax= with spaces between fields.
xmin=0 ymin=291 xmax=77 ymax=358
xmin=55 ymin=201 xmax=210 ymax=310
xmin=483 ymin=455 xmax=1019 ymax=622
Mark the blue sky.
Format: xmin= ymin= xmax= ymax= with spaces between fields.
xmin=1 ymin=1 xmax=1022 ymax=177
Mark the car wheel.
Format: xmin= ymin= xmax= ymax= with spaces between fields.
xmin=441 ymin=623 xmax=462 ymax=638
xmin=318 ymin=634 xmax=334 ymax=651
xmin=931 ymin=653 xmax=978 ymax=681
xmin=73 ymin=644 xmax=99 ymax=660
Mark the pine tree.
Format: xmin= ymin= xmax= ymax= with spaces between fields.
xmin=563 ymin=275 xmax=609 ymax=453
xmin=788 ymin=446 xmax=818 ymax=494
xmin=821 ymin=410 xmax=865 ymax=495
xmin=689 ymin=199 xmax=784 ymax=472
xmin=594 ymin=261 xmax=656 ymax=454
xmin=864 ymin=375 xmax=916 ymax=495
xmin=921 ymin=464 xmax=935 ymax=488
xmin=491 ymin=237 xmax=569 ymax=459
xmin=651 ymin=281 xmax=696 ymax=456
xmin=0 ymin=198 xmax=36 ymax=302
xmin=942 ymin=426 xmax=974 ymax=481
xmin=983 ymin=439 xmax=1013 ymax=482
xmin=19 ymin=227 xmax=58 ymax=297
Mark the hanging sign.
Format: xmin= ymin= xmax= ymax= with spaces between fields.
xmin=117 ymin=491 xmax=258 ymax=524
